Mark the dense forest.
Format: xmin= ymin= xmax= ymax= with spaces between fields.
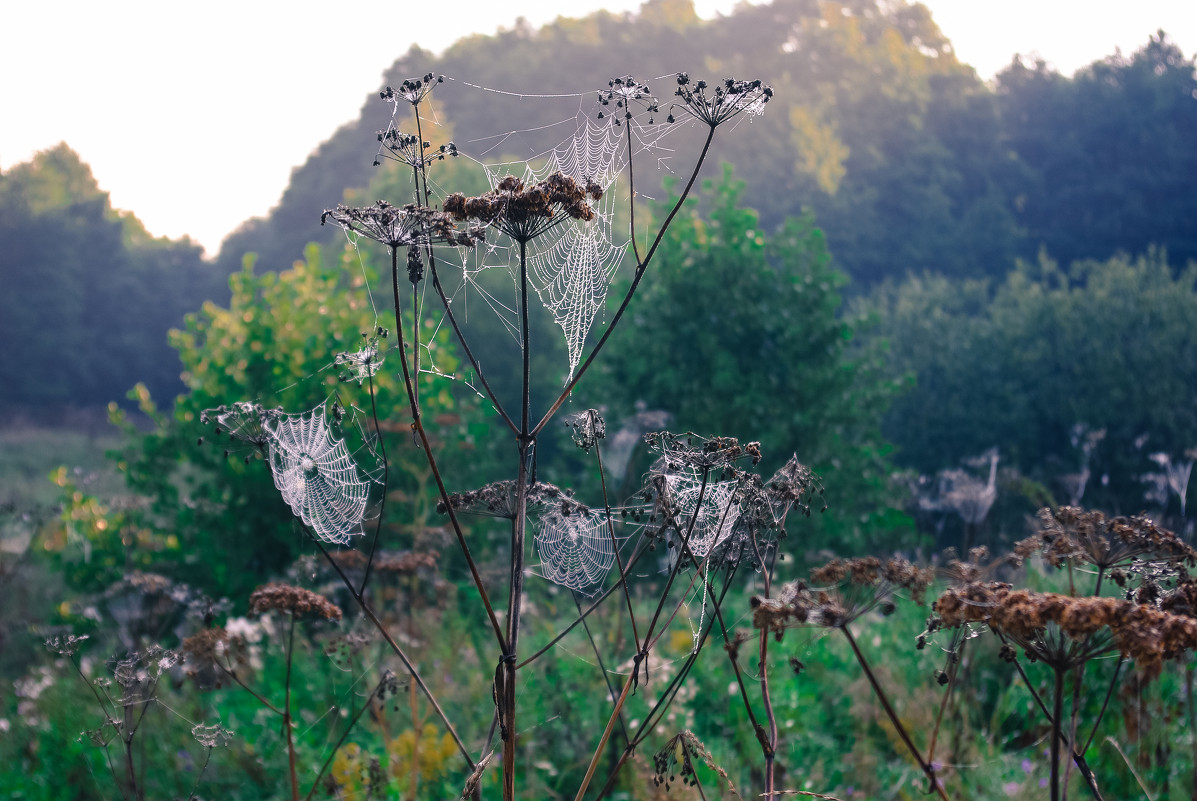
xmin=2 ymin=0 xmax=1195 ymax=521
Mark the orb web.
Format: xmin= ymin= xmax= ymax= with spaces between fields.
xmin=662 ymin=471 xmax=741 ymax=560
xmin=533 ymin=508 xmax=622 ymax=595
xmin=267 ymin=405 xmax=375 ymax=545
xmin=480 ymin=120 xmax=629 ymax=381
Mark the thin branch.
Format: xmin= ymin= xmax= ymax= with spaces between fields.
xmin=531 ymin=125 xmax=717 ymax=437
xmin=357 ymin=371 xmax=388 ymax=596
xmin=595 ymin=438 xmax=641 ymax=652
xmin=841 ymin=626 xmax=950 ymax=801
xmin=390 ymin=244 xmax=508 ymax=651
xmin=308 ymin=529 xmax=475 ymax=773
xmin=303 ymin=678 xmax=384 ymax=801
xmin=574 ymin=591 xmax=632 ymax=749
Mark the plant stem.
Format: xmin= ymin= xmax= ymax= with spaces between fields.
xmin=390 ymin=244 xmax=508 ymax=650
xmin=1051 ymin=667 xmax=1065 ymax=801
xmin=285 ymin=613 xmax=300 ymax=801
xmin=841 ymin=626 xmax=950 ymax=801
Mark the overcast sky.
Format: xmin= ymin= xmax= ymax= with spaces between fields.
xmin=3 ymin=0 xmax=1194 ymax=255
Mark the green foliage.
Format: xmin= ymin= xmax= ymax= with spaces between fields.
xmin=863 ymin=250 xmax=1197 ymax=517
xmin=598 ymin=168 xmax=908 ymax=551
xmin=216 ymin=0 xmax=1030 ymax=286
xmin=997 ymin=32 xmax=1197 ymax=268
xmin=0 ymin=144 xmax=221 ymax=410
xmin=101 ymin=243 xmax=498 ymax=601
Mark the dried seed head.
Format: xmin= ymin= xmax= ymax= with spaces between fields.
xmin=248 ymin=583 xmax=342 ymax=621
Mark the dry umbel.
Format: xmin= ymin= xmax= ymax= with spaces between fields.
xmin=248 ymin=583 xmax=342 ymax=621
xmin=934 ymin=582 xmax=1197 ymax=677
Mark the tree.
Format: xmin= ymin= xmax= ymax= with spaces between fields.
xmin=864 ymin=250 xmax=1197 ymax=517
xmin=598 ymin=168 xmax=908 ymax=550
xmin=0 ymin=145 xmax=218 ymax=410
xmin=996 ymin=32 xmax=1197 ymax=268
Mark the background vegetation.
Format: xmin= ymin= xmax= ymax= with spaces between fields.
xmin=2 ymin=1 xmax=1196 ymax=799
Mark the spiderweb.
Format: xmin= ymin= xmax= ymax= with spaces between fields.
xmin=267 ymin=405 xmax=377 ymax=545
xmin=478 ymin=120 xmax=628 ymax=381
xmin=533 ymin=508 xmax=623 ymax=596
xmin=365 ymin=74 xmax=694 ymax=389
xmin=662 ymin=471 xmax=742 ymax=561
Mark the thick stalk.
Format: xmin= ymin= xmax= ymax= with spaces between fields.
xmin=501 ymin=237 xmax=533 ymax=801
xmin=1052 ymin=668 xmax=1065 ymax=801
xmin=390 ymin=245 xmax=507 ymax=650
xmin=1001 ymin=636 xmax=1104 ymax=800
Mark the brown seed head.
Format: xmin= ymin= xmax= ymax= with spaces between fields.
xmin=248 ymin=583 xmax=342 ymax=621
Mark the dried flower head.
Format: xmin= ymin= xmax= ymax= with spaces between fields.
xmin=375 ymin=129 xmax=458 ymax=170
xmin=437 ymin=480 xmax=585 ymax=520
xmin=321 ymin=200 xmax=483 ymax=250
xmin=566 ymin=408 xmax=606 ymax=452
xmin=335 ymin=335 xmax=384 ymax=384
xmin=645 ymin=431 xmax=762 ymax=473
xmin=596 ymin=75 xmax=660 ymax=125
xmin=248 ymin=583 xmax=342 ymax=621
xmin=667 ymin=74 xmax=772 ymax=127
xmin=1015 ymin=506 xmax=1196 ymax=572
xmin=182 ymin=627 xmax=248 ymax=680
xmin=934 ymin=582 xmax=1197 ymax=676
xmin=45 ymin=634 xmax=89 ymax=657
xmin=380 ymin=73 xmax=443 ymax=106
xmin=754 ymin=557 xmax=934 ymax=634
xmin=443 ymin=172 xmax=603 ymax=244
xmin=200 ymin=402 xmax=283 ymax=451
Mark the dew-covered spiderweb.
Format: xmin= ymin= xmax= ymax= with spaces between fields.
xmin=359 ymin=74 xmax=697 ymax=392
xmin=478 ymin=120 xmax=628 ymax=381
xmin=661 ymin=471 xmax=742 ymax=561
xmin=533 ymin=508 xmax=623 ymax=596
xmin=267 ymin=405 xmax=378 ymax=545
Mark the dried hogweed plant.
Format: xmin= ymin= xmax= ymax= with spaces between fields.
xmin=183 ymin=67 xmax=801 ymax=801
xmin=930 ymin=507 xmax=1197 ymax=801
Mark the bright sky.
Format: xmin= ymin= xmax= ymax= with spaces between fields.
xmin=2 ymin=0 xmax=1193 ymax=256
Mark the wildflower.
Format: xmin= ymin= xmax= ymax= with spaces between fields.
xmin=248 ymin=583 xmax=342 ymax=621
